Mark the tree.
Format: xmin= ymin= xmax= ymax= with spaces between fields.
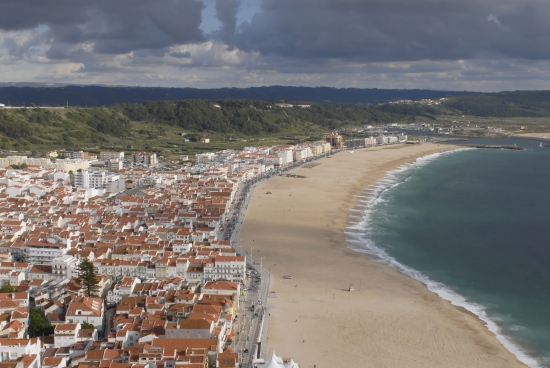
xmin=81 ymin=322 xmax=95 ymax=330
xmin=29 ymin=308 xmax=54 ymax=338
xmin=76 ymin=258 xmax=100 ymax=297
xmin=0 ymin=284 xmax=18 ymax=293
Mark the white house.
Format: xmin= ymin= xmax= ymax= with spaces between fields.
xmin=107 ymin=277 xmax=140 ymax=304
xmin=65 ymin=297 xmax=104 ymax=331
xmin=0 ymin=338 xmax=41 ymax=362
xmin=54 ymin=323 xmax=81 ymax=348
xmin=51 ymin=255 xmax=79 ymax=279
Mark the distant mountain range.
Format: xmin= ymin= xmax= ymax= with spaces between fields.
xmin=0 ymin=85 xmax=472 ymax=107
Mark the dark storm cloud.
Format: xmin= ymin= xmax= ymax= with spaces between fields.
xmin=169 ymin=51 xmax=192 ymax=58
xmin=0 ymin=0 xmax=205 ymax=56
xmin=234 ymin=0 xmax=550 ymax=61
xmin=215 ymin=0 xmax=240 ymax=43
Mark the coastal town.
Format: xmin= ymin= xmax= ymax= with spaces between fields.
xmin=0 ymin=132 xmax=407 ymax=368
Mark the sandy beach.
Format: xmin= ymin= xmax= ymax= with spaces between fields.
xmin=239 ymin=143 xmax=526 ymax=368
xmin=515 ymin=132 xmax=550 ymax=138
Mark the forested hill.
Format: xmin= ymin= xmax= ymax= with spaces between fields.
xmin=0 ymin=99 xmax=420 ymax=150
xmin=0 ymin=85 xmax=470 ymax=107
xmin=443 ymin=90 xmax=550 ymax=117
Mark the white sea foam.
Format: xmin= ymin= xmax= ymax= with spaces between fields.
xmin=344 ymin=148 xmax=542 ymax=368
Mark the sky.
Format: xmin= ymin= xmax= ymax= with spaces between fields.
xmin=1 ymin=0 xmax=550 ymax=91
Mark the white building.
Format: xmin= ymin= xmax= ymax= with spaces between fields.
xmin=132 ymin=152 xmax=157 ymax=166
xmin=24 ymin=241 xmax=69 ymax=264
xmin=66 ymin=297 xmax=104 ymax=331
xmin=59 ymin=151 xmax=88 ymax=160
xmin=73 ymin=170 xmax=125 ymax=193
xmin=376 ymin=135 xmax=388 ymax=145
xmin=195 ymin=152 xmax=216 ymax=164
xmin=51 ymin=159 xmax=90 ymax=172
xmin=51 ymin=255 xmax=79 ymax=279
xmin=107 ymin=159 xmax=123 ymax=172
xmin=100 ymin=152 xmax=124 ymax=161
xmin=203 ymin=256 xmax=246 ymax=283
xmin=264 ymin=155 xmax=282 ymax=167
xmin=107 ymin=277 xmax=140 ymax=304
xmin=273 ymin=148 xmax=293 ymax=165
xmin=54 ymin=323 xmax=81 ymax=348
xmin=0 ymin=338 xmax=41 ymax=363
xmin=365 ymin=136 xmax=377 ymax=146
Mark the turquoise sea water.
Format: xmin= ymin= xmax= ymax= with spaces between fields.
xmin=345 ymin=140 xmax=550 ymax=367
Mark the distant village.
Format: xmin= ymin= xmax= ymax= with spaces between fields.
xmin=386 ymin=97 xmax=448 ymax=106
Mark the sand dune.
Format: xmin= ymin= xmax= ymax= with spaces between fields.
xmin=239 ymin=143 xmax=526 ymax=368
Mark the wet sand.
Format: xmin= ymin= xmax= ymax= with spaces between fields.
xmin=239 ymin=143 xmax=526 ymax=368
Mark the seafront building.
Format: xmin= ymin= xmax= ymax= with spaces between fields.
xmin=323 ymin=132 xmax=344 ymax=149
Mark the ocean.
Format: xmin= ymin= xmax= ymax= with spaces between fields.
xmin=345 ymin=138 xmax=550 ymax=367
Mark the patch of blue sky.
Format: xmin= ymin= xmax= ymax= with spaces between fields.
xmin=200 ymin=0 xmax=260 ymax=34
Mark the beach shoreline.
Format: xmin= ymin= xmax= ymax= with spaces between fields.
xmin=239 ymin=143 xmax=527 ymax=367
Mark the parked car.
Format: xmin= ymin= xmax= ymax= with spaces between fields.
xmin=283 ymin=275 xmax=292 ymax=279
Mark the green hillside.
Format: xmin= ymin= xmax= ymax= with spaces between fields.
xmin=0 ymin=100 xmax=416 ymax=155
xmin=443 ymin=91 xmax=550 ymax=117
xmin=2 ymin=92 xmax=550 ymax=158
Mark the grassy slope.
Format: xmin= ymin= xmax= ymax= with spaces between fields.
xmin=2 ymin=92 xmax=550 ymax=159
xmin=0 ymin=100 xmax=415 ymax=157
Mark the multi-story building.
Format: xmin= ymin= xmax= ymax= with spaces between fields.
xmin=365 ymin=136 xmax=377 ymax=146
xmin=376 ymin=135 xmax=388 ymax=145
xmin=100 ymin=152 xmax=125 ymax=161
xmin=66 ymin=297 xmax=104 ymax=332
xmin=96 ymin=260 xmax=139 ymax=280
xmin=195 ymin=152 xmax=216 ymax=164
xmin=24 ymin=241 xmax=69 ymax=264
xmin=271 ymin=147 xmax=293 ymax=166
xmin=204 ymin=255 xmax=246 ymax=283
xmin=324 ymin=132 xmax=344 ymax=149
xmin=387 ymin=136 xmax=399 ymax=144
xmin=59 ymin=151 xmax=88 ymax=160
xmin=107 ymin=159 xmax=123 ymax=172
xmin=132 ymin=152 xmax=157 ymax=166
xmin=73 ymin=170 xmax=125 ymax=193
xmin=51 ymin=255 xmax=79 ymax=279
xmin=107 ymin=277 xmax=140 ymax=304
xmin=0 ymin=338 xmax=41 ymax=363
xmin=54 ymin=323 xmax=81 ymax=348
xmin=51 ymin=159 xmax=90 ymax=172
